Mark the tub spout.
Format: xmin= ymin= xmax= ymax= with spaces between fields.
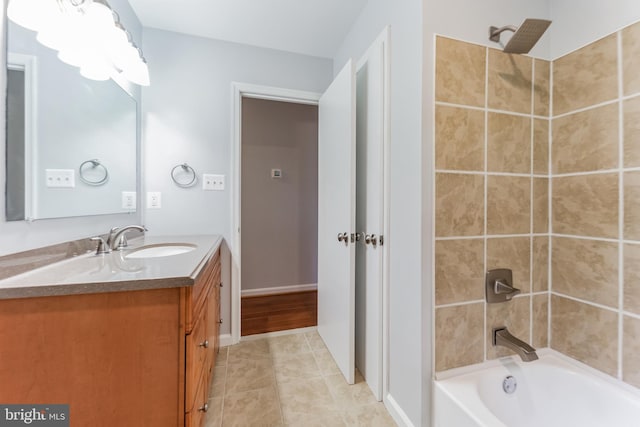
xmin=493 ymin=327 xmax=538 ymax=362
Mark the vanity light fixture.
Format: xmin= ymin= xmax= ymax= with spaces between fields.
xmin=7 ymin=0 xmax=150 ymax=86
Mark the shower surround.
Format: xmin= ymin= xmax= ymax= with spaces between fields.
xmin=433 ymin=20 xmax=640 ymax=389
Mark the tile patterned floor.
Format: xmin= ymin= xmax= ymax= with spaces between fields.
xmin=205 ymin=330 xmax=397 ymax=427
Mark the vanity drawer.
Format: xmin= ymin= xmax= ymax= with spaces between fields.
xmin=185 ymin=249 xmax=220 ymax=333
xmin=186 ymin=304 xmax=209 ymax=411
xmin=185 ymin=373 xmax=209 ymax=427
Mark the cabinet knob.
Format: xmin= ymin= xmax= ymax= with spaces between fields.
xmin=198 ymin=403 xmax=209 ymax=413
xmin=198 ymin=340 xmax=209 ymax=348
xmin=219 ymin=318 xmax=223 ymax=324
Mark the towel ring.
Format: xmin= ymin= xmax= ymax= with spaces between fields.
xmin=171 ymin=163 xmax=198 ymax=188
xmin=79 ymin=159 xmax=109 ymax=186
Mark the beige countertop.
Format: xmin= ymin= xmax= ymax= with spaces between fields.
xmin=0 ymin=234 xmax=223 ymax=300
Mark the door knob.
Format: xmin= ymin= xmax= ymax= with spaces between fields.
xmin=337 ymin=232 xmax=349 ymax=245
xmin=364 ymin=234 xmax=378 ymax=247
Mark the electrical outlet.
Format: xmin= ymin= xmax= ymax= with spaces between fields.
xmin=46 ymin=169 xmax=75 ymax=188
xmin=146 ymin=192 xmax=162 ymax=209
xmin=203 ymin=174 xmax=225 ymax=191
xmin=122 ymin=191 xmax=136 ymax=210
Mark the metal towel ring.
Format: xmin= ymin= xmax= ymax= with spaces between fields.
xmin=79 ymin=159 xmax=109 ymax=186
xmin=171 ymin=163 xmax=198 ymax=188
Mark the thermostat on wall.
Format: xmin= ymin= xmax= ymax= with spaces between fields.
xmin=271 ymin=169 xmax=282 ymax=179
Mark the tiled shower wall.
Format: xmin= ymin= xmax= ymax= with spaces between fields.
xmin=433 ymin=36 xmax=551 ymax=372
xmin=550 ymin=22 xmax=640 ymax=386
xmin=433 ymin=21 xmax=640 ymax=388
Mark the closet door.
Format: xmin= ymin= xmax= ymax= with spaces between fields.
xmin=317 ymin=59 xmax=356 ymax=385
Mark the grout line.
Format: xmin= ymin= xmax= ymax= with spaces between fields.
xmin=551 ymin=233 xmax=619 ymax=243
xmin=483 ymin=46 xmax=489 ymax=363
xmin=553 ymin=97 xmax=619 ymax=119
xmin=548 ymin=58 xmax=554 ymax=349
xmin=617 ymin=29 xmax=625 ymax=381
xmin=435 ymin=169 xmax=534 ymax=177
xmin=552 ymin=168 xmax=622 ymax=178
xmin=436 ymin=233 xmax=549 ymax=241
xmin=530 ymin=58 xmax=535 ymax=346
xmin=435 ymin=100 xmax=550 ymax=120
xmin=551 ymin=291 xmax=620 ymax=314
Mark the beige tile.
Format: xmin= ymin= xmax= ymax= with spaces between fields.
xmin=278 ymin=377 xmax=339 ymax=420
xmin=486 ymin=296 xmax=530 ymax=359
xmin=227 ymin=339 xmax=271 ymax=361
xmin=435 ymin=36 xmax=486 ymax=107
xmin=625 ymin=171 xmax=640 ymax=240
xmin=487 ymin=113 xmax=531 ymax=173
xmin=487 ymin=176 xmax=530 ymax=235
xmin=623 ymin=21 xmax=640 ymax=96
xmin=435 ymin=239 xmax=484 ymax=305
xmin=225 ymin=357 xmax=275 ymax=395
xmin=435 ymin=303 xmax=484 ymax=371
xmin=623 ymin=316 xmax=640 ymax=388
xmin=553 ymin=173 xmax=618 ymax=239
xmin=533 ymin=119 xmax=549 ymax=174
xmin=624 ymin=97 xmax=640 ymax=167
xmin=552 ymin=103 xmax=619 ymax=174
xmin=532 ymin=295 xmax=549 ymax=349
xmin=209 ymin=365 xmax=226 ymax=399
xmin=487 ymin=237 xmax=531 ymax=294
xmin=551 ymin=295 xmax=618 ymax=376
xmin=553 ymin=34 xmax=618 ymax=115
xmin=324 ymin=373 xmax=377 ymax=408
xmin=273 ymin=352 xmax=321 ymax=384
xmin=436 ymin=173 xmax=484 ymax=237
xmin=313 ymin=348 xmax=341 ymax=376
xmin=624 ymin=244 xmax=640 ymax=315
xmin=532 ymin=237 xmax=549 ymax=293
xmin=283 ymin=411 xmax=347 ymax=427
xmin=435 ymin=105 xmax=485 ymax=171
xmin=533 ymin=178 xmax=548 ymax=234
xmin=534 ymin=59 xmax=551 ymax=117
xmin=204 ymin=397 xmax=223 ymax=427
xmin=216 ymin=346 xmax=229 ymax=367
xmin=487 ymin=48 xmax=532 ymax=114
xmin=304 ymin=331 xmax=327 ymax=352
xmin=341 ymin=403 xmax=397 ymax=427
xmin=222 ymin=386 xmax=283 ymax=427
xmin=552 ymin=237 xmax=618 ymax=308
xmin=268 ymin=334 xmax=311 ymax=357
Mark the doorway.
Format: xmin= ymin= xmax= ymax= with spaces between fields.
xmin=239 ymin=97 xmax=319 ymax=336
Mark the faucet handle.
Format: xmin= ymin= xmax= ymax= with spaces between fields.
xmin=486 ymin=268 xmax=521 ymax=303
xmin=495 ymin=279 xmax=521 ymax=298
xmin=90 ymin=236 xmax=112 ymax=255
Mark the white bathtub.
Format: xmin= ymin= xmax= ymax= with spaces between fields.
xmin=434 ymin=351 xmax=640 ymax=427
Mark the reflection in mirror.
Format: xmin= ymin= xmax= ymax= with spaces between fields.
xmin=5 ymin=21 xmax=137 ymax=221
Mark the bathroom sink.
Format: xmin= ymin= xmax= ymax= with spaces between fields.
xmin=124 ymin=243 xmax=197 ymax=259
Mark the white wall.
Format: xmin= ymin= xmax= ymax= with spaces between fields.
xmin=333 ymin=1 xmax=425 ymax=425
xmin=550 ymin=0 xmax=640 ymax=58
xmin=141 ymin=28 xmax=333 ymax=334
xmin=0 ymin=0 xmax=143 ymax=257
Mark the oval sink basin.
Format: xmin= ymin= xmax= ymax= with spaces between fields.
xmin=125 ymin=243 xmax=197 ymax=259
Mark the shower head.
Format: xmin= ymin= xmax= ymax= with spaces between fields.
xmin=489 ymin=18 xmax=552 ymax=54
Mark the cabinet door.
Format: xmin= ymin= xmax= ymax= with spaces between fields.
xmin=185 ymin=306 xmax=209 ymax=412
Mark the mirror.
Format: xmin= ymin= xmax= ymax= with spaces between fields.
xmin=5 ymin=21 xmax=137 ymax=221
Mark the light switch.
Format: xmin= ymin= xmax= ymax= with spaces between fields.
xmin=122 ymin=191 xmax=136 ymax=209
xmin=46 ymin=169 xmax=75 ymax=188
xmin=147 ymin=192 xmax=161 ymax=209
xmin=203 ymin=174 xmax=225 ymax=191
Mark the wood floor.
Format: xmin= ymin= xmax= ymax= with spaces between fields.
xmin=241 ymin=290 xmax=317 ymax=336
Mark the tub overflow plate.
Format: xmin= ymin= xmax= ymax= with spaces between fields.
xmin=503 ymin=375 xmax=517 ymax=394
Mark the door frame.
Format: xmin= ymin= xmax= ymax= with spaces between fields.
xmin=230 ymin=83 xmax=321 ymax=344
xmin=354 ymin=25 xmax=391 ymax=401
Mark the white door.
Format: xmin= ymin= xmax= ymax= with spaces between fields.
xmin=317 ymin=59 xmax=356 ymax=385
xmin=355 ymin=34 xmax=386 ymax=400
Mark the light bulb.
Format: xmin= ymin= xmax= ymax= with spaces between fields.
xmin=79 ymin=53 xmax=112 ymax=81
xmin=122 ymin=57 xmax=150 ymax=86
xmin=8 ymin=0 xmax=60 ymax=32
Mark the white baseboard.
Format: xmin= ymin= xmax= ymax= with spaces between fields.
xmin=219 ymin=334 xmax=233 ymax=347
xmin=241 ymin=283 xmax=317 ymax=297
xmin=384 ymin=393 xmax=416 ymax=427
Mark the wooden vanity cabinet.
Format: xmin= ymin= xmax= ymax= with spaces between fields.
xmin=0 ymin=247 xmax=222 ymax=427
xmin=184 ymin=248 xmax=221 ymax=426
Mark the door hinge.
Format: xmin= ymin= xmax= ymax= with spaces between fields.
xmin=379 ymin=235 xmax=384 ymax=246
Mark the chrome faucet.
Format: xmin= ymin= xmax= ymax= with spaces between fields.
xmin=493 ymin=327 xmax=538 ymax=362
xmin=107 ymin=225 xmax=147 ymax=250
